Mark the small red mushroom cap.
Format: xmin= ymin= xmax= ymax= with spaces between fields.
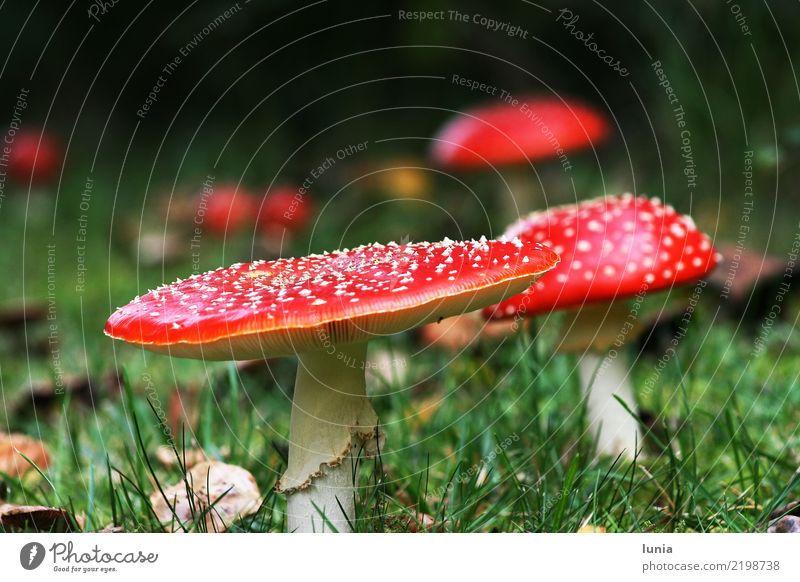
xmin=431 ymin=96 xmax=609 ymax=169
xmin=105 ymin=238 xmax=559 ymax=360
xmin=257 ymin=186 xmax=313 ymax=234
xmin=198 ymin=186 xmax=256 ymax=236
xmin=484 ymin=194 xmax=721 ymax=320
xmin=9 ymin=130 xmax=61 ymax=184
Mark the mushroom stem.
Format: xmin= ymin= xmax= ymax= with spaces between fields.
xmin=557 ymin=302 xmax=644 ymax=459
xmin=577 ymin=350 xmax=642 ymax=459
xmin=280 ymin=341 xmax=380 ymax=532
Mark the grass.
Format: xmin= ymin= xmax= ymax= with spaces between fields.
xmin=1 ymin=168 xmax=799 ymax=533
xmin=2 ymin=253 xmax=798 ymax=532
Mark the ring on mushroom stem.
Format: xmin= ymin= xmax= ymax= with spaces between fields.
xmin=105 ymin=237 xmax=559 ymax=532
xmin=431 ymin=96 xmax=609 ymax=220
xmin=483 ymin=194 xmax=721 ymax=460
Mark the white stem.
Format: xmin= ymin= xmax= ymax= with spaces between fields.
xmin=578 ymin=350 xmax=642 ymax=459
xmin=286 ymin=449 xmax=358 ymax=533
xmin=280 ymin=342 xmax=379 ymax=533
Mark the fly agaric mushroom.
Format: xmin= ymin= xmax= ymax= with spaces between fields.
xmin=484 ymin=194 xmax=720 ymax=458
xmin=258 ymin=186 xmax=313 ymax=234
xmin=257 ymin=186 xmax=313 ymax=254
xmin=431 ymin=96 xmax=608 ymax=218
xmin=8 ymin=130 xmax=61 ymax=184
xmin=199 ymin=185 xmax=256 ymax=236
xmin=105 ymin=237 xmax=559 ymax=532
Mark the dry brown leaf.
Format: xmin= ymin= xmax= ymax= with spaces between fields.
xmin=150 ymin=461 xmax=261 ymax=532
xmin=0 ymin=503 xmax=76 ymax=532
xmin=13 ymin=375 xmax=91 ymax=415
xmin=768 ymin=516 xmax=800 ymax=533
xmin=0 ymin=432 xmax=51 ymax=479
xmin=155 ymin=445 xmax=230 ymax=469
xmin=708 ymin=243 xmax=785 ymax=301
xmin=0 ymin=300 xmax=47 ymax=329
xmin=404 ymin=512 xmax=436 ymax=532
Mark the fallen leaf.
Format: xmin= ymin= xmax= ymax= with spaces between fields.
xmin=98 ymin=524 xmax=124 ymax=533
xmin=13 ymin=375 xmax=91 ymax=415
xmin=404 ymin=512 xmax=436 ymax=532
xmin=0 ymin=300 xmax=47 ymax=330
xmin=0 ymin=503 xmax=76 ymax=532
xmin=150 ymin=461 xmax=261 ymax=532
xmin=768 ymin=516 xmax=800 ymax=533
xmin=0 ymin=432 xmax=51 ymax=479
xmin=769 ymin=500 xmax=800 ymax=521
xmin=708 ymin=243 xmax=785 ymax=302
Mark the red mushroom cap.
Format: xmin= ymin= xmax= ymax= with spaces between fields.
xmin=105 ymin=238 xmax=559 ymax=360
xmin=9 ymin=130 xmax=61 ymax=183
xmin=431 ymin=96 xmax=609 ymax=169
xmin=257 ymin=186 xmax=313 ymax=234
xmin=484 ymin=194 xmax=720 ymax=320
xmin=199 ymin=186 xmax=256 ymax=236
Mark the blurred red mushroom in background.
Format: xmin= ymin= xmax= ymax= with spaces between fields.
xmin=197 ymin=185 xmax=256 ymax=237
xmin=257 ymin=185 xmax=313 ymax=253
xmin=431 ymin=95 xmax=609 ymax=218
xmin=258 ymin=185 xmax=313 ymax=232
xmin=8 ymin=130 xmax=61 ymax=184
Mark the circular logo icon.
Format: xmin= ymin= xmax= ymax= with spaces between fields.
xmin=20 ymin=542 xmax=46 ymax=570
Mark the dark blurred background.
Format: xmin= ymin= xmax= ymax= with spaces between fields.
xmin=0 ymin=0 xmax=798 ymax=324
